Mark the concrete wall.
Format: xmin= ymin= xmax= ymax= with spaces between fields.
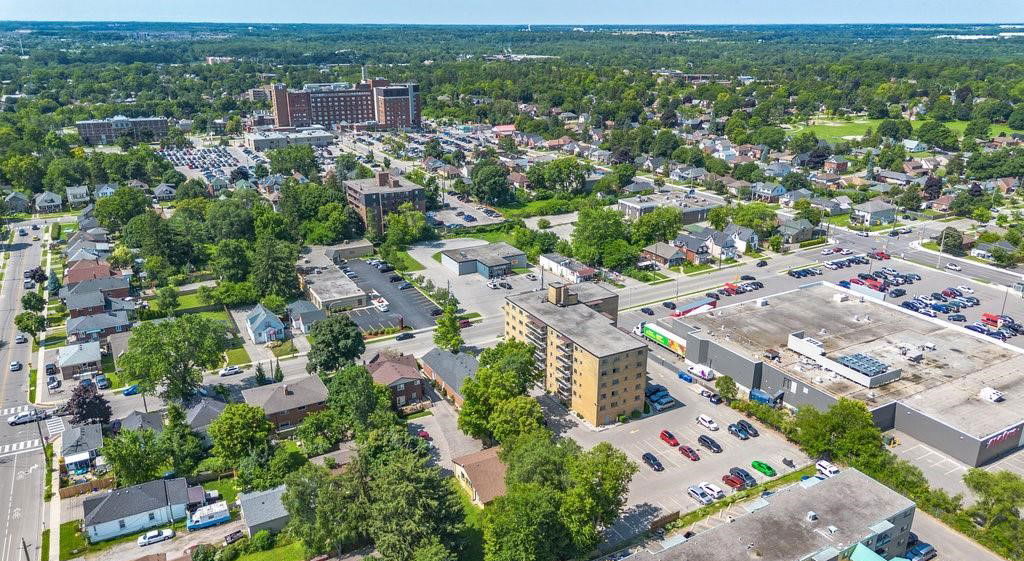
xmin=893 ymin=403 xmax=981 ymax=466
xmin=870 ymin=402 xmax=898 ymax=432
xmin=759 ymin=363 xmax=838 ymax=411
xmin=440 ymin=254 xmax=475 ymax=276
xmin=976 ymin=420 xmax=1024 ymax=466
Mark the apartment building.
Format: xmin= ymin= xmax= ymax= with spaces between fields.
xmin=75 ymin=116 xmax=169 ymax=145
xmin=343 ymin=171 xmax=425 ymax=235
xmin=504 ymin=283 xmax=648 ymax=426
xmin=271 ymin=79 xmax=420 ymax=129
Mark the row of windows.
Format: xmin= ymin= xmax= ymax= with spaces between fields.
xmin=598 ymin=395 xmax=642 ymax=411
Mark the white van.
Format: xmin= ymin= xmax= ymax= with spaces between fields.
xmin=816 ymin=460 xmax=840 ymax=478
xmin=697 ymin=414 xmax=719 ymax=431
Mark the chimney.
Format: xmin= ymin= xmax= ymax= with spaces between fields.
xmin=361 ymin=65 xmax=367 ymax=82
xmin=806 ymin=511 xmax=818 ymax=522
xmin=376 ymin=171 xmax=390 ymax=187
xmin=283 ymin=384 xmax=291 ymax=395
xmin=391 ymin=178 xmax=400 ymax=188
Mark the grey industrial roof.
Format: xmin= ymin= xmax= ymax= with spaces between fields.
xmin=631 ymin=469 xmax=913 ymax=561
xmin=239 ymin=485 xmax=289 ymax=529
xmin=343 ymin=175 xmax=422 ymax=195
xmin=506 ymin=290 xmax=645 ymax=357
xmin=420 ymin=348 xmax=478 ymax=398
xmin=62 ymin=423 xmax=103 ymax=457
xmin=83 ymin=478 xmax=189 ymax=527
xmin=242 ymin=376 xmax=328 ymax=415
xmin=441 ymin=242 xmax=525 ymax=267
xmin=301 ymin=269 xmax=365 ymax=304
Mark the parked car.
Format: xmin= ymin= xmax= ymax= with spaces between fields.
xmin=687 ymin=485 xmax=714 ymax=505
xmin=123 ymin=384 xmax=140 ymax=396
xmin=698 ymin=434 xmax=722 ymax=453
xmin=640 ymin=307 xmax=654 ymax=315
xmin=728 ymin=423 xmax=750 ymax=440
xmin=219 ymin=366 xmax=241 ymax=377
xmin=756 ymin=260 xmax=767 ymax=267
xmin=14 ymin=334 xmax=26 ymax=344
xmin=395 ymin=333 xmax=415 ymax=341
xmin=699 ymin=482 xmax=726 ymax=500
xmin=458 ymin=319 xmax=472 ymax=328
xmin=47 ymin=376 xmax=60 ymax=390
xmin=389 ymin=274 xmax=403 ymax=282
xmin=740 ymin=275 xmax=755 ymax=281
xmin=662 ymin=301 xmax=676 ymax=310
xmin=679 ymin=445 xmax=700 ymax=461
xmin=7 ymin=410 xmax=42 ymax=426
xmin=906 ymin=543 xmax=937 ymax=561
xmin=721 ymin=474 xmax=745 ymax=489
xmin=224 ymin=531 xmax=245 ymax=546
xmin=137 ymin=529 xmax=175 ymax=547
xmin=399 ymin=282 xmax=413 ymax=290
xmin=95 ymin=374 xmax=110 ymax=390
xmin=736 ymin=419 xmax=759 ymax=437
xmin=730 ymin=467 xmax=757 ymax=487
xmin=9 ymin=361 xmax=22 ymax=372
xmin=705 ymin=292 xmax=720 ymax=301
xmin=641 ymin=452 xmax=664 ymax=472
xmin=659 ymin=430 xmax=679 ymax=447
xmin=697 ymin=414 xmax=719 ymax=431
xmin=751 ymin=461 xmax=776 ymax=477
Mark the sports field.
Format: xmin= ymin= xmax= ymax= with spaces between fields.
xmin=786 ymin=117 xmax=1015 ymax=142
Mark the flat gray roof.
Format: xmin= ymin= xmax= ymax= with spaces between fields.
xmin=304 ymin=270 xmax=365 ymax=303
xmin=441 ymin=242 xmax=524 ymax=267
xmin=632 ymin=469 xmax=914 ymax=561
xmin=506 ymin=290 xmax=643 ymax=357
xmin=682 ymin=283 xmax=1024 ymax=439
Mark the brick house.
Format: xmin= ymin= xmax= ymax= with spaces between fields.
xmin=64 ymin=260 xmax=114 ymax=287
xmin=242 ymin=376 xmax=328 ymax=431
xmin=366 ymin=353 xmax=425 ymax=408
xmin=59 ymin=277 xmax=130 ymax=300
xmin=56 ymin=342 xmax=102 ymax=380
xmin=641 ymin=242 xmax=686 ymax=267
xmin=419 ymin=348 xmax=478 ymax=409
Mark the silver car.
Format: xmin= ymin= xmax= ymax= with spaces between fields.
xmin=687 ymin=485 xmax=714 ymax=505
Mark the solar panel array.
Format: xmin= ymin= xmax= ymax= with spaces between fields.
xmin=837 ymin=353 xmax=890 ymax=377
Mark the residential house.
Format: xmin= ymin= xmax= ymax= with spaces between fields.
xmin=421 ymin=157 xmax=444 ymax=172
xmin=285 ymin=300 xmax=325 ymax=334
xmin=508 ymin=172 xmax=530 ymax=190
xmin=902 ymin=139 xmax=927 ymax=152
xmin=852 ymin=200 xmax=897 ymax=225
xmin=66 ymin=292 xmax=134 ymax=319
xmin=780 ymin=188 xmax=813 ymax=207
xmin=93 ymin=184 xmax=119 ymax=199
xmin=59 ymin=277 xmax=130 ymax=300
xmin=186 ymin=398 xmax=226 ymax=444
xmin=809 ymin=172 xmax=842 ymax=190
xmin=66 ymin=185 xmax=91 ymax=207
xmin=366 ymin=353 xmax=426 ymax=408
xmin=720 ymin=177 xmax=752 ymax=196
xmin=208 ymin=177 xmax=229 ymax=196
xmin=823 ymin=156 xmax=849 ymax=174
xmin=119 ymin=410 xmax=164 ymax=434
xmin=698 ymin=229 xmax=738 ymax=260
xmin=931 ymin=194 xmax=955 ymax=213
xmin=809 ymin=197 xmax=844 ymax=216
xmin=777 ymin=218 xmax=817 ymax=244
xmin=641 ymin=242 xmax=686 ymax=267
xmin=67 ymin=311 xmax=132 ymax=343
xmin=639 ymin=156 xmax=667 ymax=174
xmin=62 ymin=423 xmax=104 ymax=472
xmin=3 ymin=191 xmax=30 ymax=213
xmin=420 ymin=348 xmax=478 ymax=409
xmin=65 ymin=260 xmax=114 ymax=286
xmin=992 ymin=177 xmax=1019 ymax=194
xmin=538 ymin=253 xmax=596 ymax=284
xmin=875 ymin=170 xmax=913 ymax=186
xmin=244 ymin=304 xmax=285 ymax=344
xmin=670 ymin=166 xmax=707 ymax=182
xmin=622 ymin=178 xmax=656 ymax=193
xmin=82 ymin=478 xmax=188 ymax=543
xmin=750 ymin=182 xmax=786 ymax=202
xmin=55 ymin=341 xmax=102 ymax=380
xmin=453 ymin=447 xmax=507 ymax=507
xmin=763 ymin=161 xmax=793 ymax=179
xmin=153 ymin=183 xmax=177 ymax=201
xmin=238 ymin=485 xmax=289 ymax=537
xmin=241 ymin=376 xmax=329 ymax=431
xmin=34 ymin=191 xmax=63 ymax=213
xmin=127 ymin=179 xmax=148 ymax=191
xmin=591 ymin=149 xmax=613 ymax=164
xmin=971 ymin=240 xmax=1017 ymax=261
xmin=672 ymin=233 xmax=712 ymax=264
xmin=723 ymin=224 xmax=760 ymax=253
xmin=902 ymin=160 xmax=926 ymax=176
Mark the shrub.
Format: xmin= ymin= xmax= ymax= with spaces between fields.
xmin=168 ymin=274 xmax=188 ymax=287
xmin=537 ymin=218 xmax=551 ymax=229
xmin=192 ymin=544 xmax=218 ymax=561
xmin=248 ymin=531 xmax=274 ymax=552
xmin=798 ymin=237 xmax=827 ymax=248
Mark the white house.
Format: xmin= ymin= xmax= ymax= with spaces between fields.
xmin=245 ymin=304 xmax=285 ymax=344
xmin=34 ymin=191 xmax=63 ymax=213
xmin=94 ymin=184 xmax=119 ymax=199
xmin=82 ymin=478 xmax=189 ymax=543
xmin=538 ymin=253 xmax=596 ymax=284
xmin=66 ymin=185 xmax=91 ymax=207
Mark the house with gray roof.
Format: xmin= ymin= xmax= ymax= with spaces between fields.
xmin=777 ymin=218 xmax=817 ymax=244
xmin=239 ymin=485 xmax=290 ymax=536
xmin=245 ymin=304 xmax=285 ymax=344
xmin=153 ymin=183 xmax=177 ymax=201
xmin=751 ymin=182 xmax=786 ymax=202
xmin=242 ymin=376 xmax=328 ymax=431
xmin=722 ymin=224 xmax=760 ymax=253
xmin=82 ymin=478 xmax=188 ymax=543
xmin=4 ymin=191 xmax=30 ymax=213
xmin=67 ymin=311 xmax=131 ymax=343
xmin=93 ymin=184 xmax=119 ymax=199
xmin=779 ymin=188 xmax=813 ymax=207
xmin=420 ymin=348 xmax=479 ymax=409
xmin=672 ymin=233 xmax=712 ymax=264
xmin=852 ymin=200 xmax=897 ymax=226
xmin=34 ymin=191 xmax=63 ymax=213
xmin=66 ymin=185 xmax=91 ymax=207
xmin=60 ymin=276 xmax=130 ymax=300
xmin=440 ymin=242 xmax=527 ymax=278
xmin=285 ymin=299 xmax=326 ymax=334
xmin=119 ymin=410 xmax=164 ymax=434
xmin=62 ymin=423 xmax=103 ymax=472
xmin=56 ymin=341 xmax=102 ymax=380
xmin=641 ymin=242 xmax=686 ymax=267
xmin=186 ymin=398 xmax=226 ymax=444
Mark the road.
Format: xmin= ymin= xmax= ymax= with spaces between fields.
xmin=912 ymin=510 xmax=1006 ymax=561
xmin=0 ymin=217 xmax=60 ymax=561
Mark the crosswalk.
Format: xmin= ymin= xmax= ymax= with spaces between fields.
xmin=0 ymin=406 xmax=29 ymax=416
xmin=0 ymin=439 xmax=41 ymax=456
xmin=46 ymin=417 xmax=65 ymax=436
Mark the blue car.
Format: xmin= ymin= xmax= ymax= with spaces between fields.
xmin=966 ymin=324 xmax=987 ymax=334
xmin=907 ymin=543 xmax=936 ymax=561
xmin=123 ymin=384 xmax=140 ymax=396
xmin=837 ymin=281 xmax=851 ymax=288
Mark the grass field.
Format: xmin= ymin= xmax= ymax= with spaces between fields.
xmin=789 ymin=118 xmax=1016 ymax=142
xmin=236 ymin=542 xmax=304 ymax=561
xmin=391 ymin=250 xmax=426 ymax=272
xmin=451 ymin=479 xmax=484 ymax=561
xmin=224 ymin=342 xmax=252 ymax=367
xmin=59 ymin=520 xmax=185 ymax=561
xmin=271 ymin=339 xmax=298 ymax=358
xmin=204 ymin=476 xmax=241 ymax=505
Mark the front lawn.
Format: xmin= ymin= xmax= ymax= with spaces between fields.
xmin=28 ymin=369 xmax=36 ymax=403
xmin=40 ymin=330 xmax=67 ymax=350
xmin=391 ymin=250 xmax=425 ymax=272
xmin=236 ymin=541 xmax=304 ymax=561
xmin=270 ymin=339 xmax=297 ymax=358
xmin=223 ymin=341 xmax=252 ymax=367
xmin=673 ymin=262 xmax=713 ymax=275
xmin=432 ymin=251 xmax=442 ymax=262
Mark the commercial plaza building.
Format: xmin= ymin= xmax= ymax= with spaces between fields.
xmin=271 ymin=79 xmax=421 ymax=129
xmin=243 ymin=129 xmax=335 ymax=151
xmin=632 ymin=469 xmax=916 ymax=561
xmin=662 ymin=282 xmax=1024 ymax=467
xmin=504 ymin=283 xmax=648 ymax=426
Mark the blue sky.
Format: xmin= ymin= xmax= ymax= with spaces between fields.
xmin=5 ymin=0 xmax=1024 ymax=25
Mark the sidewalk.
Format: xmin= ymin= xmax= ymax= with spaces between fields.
xmin=47 ymin=436 xmax=61 ymax=561
xmin=34 ymin=228 xmax=56 ymax=407
xmin=910 ymin=240 xmax=1024 ymax=281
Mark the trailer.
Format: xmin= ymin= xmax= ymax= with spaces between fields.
xmin=634 ymin=322 xmax=687 ymax=357
xmin=187 ymin=501 xmax=231 ymax=531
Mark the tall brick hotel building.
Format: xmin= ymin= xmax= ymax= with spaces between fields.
xmin=271 ymin=78 xmax=421 ymax=129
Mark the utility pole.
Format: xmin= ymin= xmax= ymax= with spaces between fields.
xmin=21 ymin=538 xmax=29 ymax=561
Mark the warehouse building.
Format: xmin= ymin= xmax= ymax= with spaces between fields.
xmin=440 ymin=242 xmax=527 ymax=278
xmin=662 ymin=282 xmax=1024 ymax=467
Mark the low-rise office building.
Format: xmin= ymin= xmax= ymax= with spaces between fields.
xmin=296 ymin=246 xmax=367 ymax=311
xmin=666 ymin=282 xmax=1024 ymax=467
xmin=504 ymin=283 xmax=648 ymax=426
xmin=75 ymin=116 xmax=169 ymax=145
xmin=630 ymin=469 xmax=915 ymax=561
xmin=440 ymin=242 xmax=527 ymax=278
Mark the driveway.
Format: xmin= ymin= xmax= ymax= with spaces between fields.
xmin=407 ymin=390 xmax=482 ymax=475
xmin=73 ymin=518 xmax=246 ymax=561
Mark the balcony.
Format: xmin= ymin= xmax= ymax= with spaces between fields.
xmin=525 ymin=329 xmax=546 ymax=347
xmin=556 ymin=376 xmax=571 ymax=390
xmin=556 ymin=384 xmax=571 ymax=402
xmin=556 ymin=353 xmax=572 ymax=367
xmin=556 ymin=337 xmax=573 ymax=354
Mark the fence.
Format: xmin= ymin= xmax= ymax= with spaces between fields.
xmin=58 ymin=476 xmax=115 ymax=499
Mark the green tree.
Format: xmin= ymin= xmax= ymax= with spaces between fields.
xmin=938 ymin=227 xmax=964 ymax=254
xmin=268 ymin=145 xmax=319 ymax=179
xmin=490 ymin=396 xmax=546 ymax=444
xmin=254 ymin=362 xmax=268 ymax=385
xmin=159 ymin=403 xmax=205 ymax=476
xmin=156 ymin=286 xmax=179 ymax=317
xmin=118 ymin=315 xmax=227 ymax=401
xmin=211 ymin=239 xmax=251 ymax=282
xmin=20 ymin=291 xmax=44 ymax=313
xmin=768 ymin=234 xmax=783 ymax=252
xmin=433 ymin=295 xmax=463 ymax=353
xmin=789 ymin=131 xmax=820 ymax=154
xmin=94 ymin=187 xmax=150 ymax=232
xmin=600 ymin=239 xmax=639 ymax=271
xmin=972 ymin=207 xmax=993 ymax=224
xmin=707 ymin=206 xmax=731 ymax=231
xmin=731 ymin=202 xmax=779 ymax=238
xmin=274 ymin=360 xmax=284 ymax=383
xmin=916 ymin=121 xmax=959 ymax=151
xmin=296 ymin=410 xmax=346 ymax=456
xmin=962 ymin=469 xmax=1024 ymax=529
xmin=630 ymin=206 xmax=682 ymax=246
xmin=793 ymin=199 xmax=824 ymax=226
xmin=715 ymin=375 xmax=738 ymax=401
xmin=470 ymin=159 xmax=513 ymax=204
xmin=14 ymin=312 xmax=45 ymax=343
xmin=209 ymin=404 xmax=274 ymax=467
xmin=249 ymin=236 xmax=299 ymax=298
xmin=102 ymin=428 xmax=166 ymax=487
xmin=458 ymin=341 xmax=537 ymax=441
xmin=571 ymin=206 xmax=628 ymax=265
xmin=307 ymin=315 xmax=366 ymax=374
xmin=794 ymin=399 xmax=882 ymax=463
xmin=560 ymin=442 xmax=637 ymax=551
xmin=260 ymin=294 xmax=286 ymax=316
xmin=283 ymin=463 xmax=365 ymax=557
xmin=326 ymin=364 xmax=393 ymax=435
xmin=484 ymin=483 xmax=566 ymax=561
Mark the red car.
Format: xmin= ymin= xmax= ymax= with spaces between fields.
xmin=850 ymin=278 xmax=865 ymax=285
xmin=417 ymin=430 xmax=431 ymax=440
xmin=659 ymin=430 xmax=679 ymax=447
xmin=679 ymin=445 xmax=700 ymax=461
xmin=722 ymin=474 xmax=745 ymax=489
xmin=876 ymin=251 xmax=891 ymax=260
xmin=458 ymin=319 xmax=472 ymax=328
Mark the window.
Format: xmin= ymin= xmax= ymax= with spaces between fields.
xmin=148 ymin=512 xmax=156 ymax=521
xmin=119 ymin=520 xmax=126 ymax=529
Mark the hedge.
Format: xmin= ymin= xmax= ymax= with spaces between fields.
xmin=798 ymin=237 xmax=827 ymax=248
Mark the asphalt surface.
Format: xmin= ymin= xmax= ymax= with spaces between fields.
xmin=344 ymin=259 xmax=439 ymax=329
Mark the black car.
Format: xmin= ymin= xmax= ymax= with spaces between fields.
xmin=708 ymin=393 xmax=723 ymax=404
xmin=889 ymin=288 xmax=906 ymax=298
xmin=740 ymin=275 xmax=756 ymax=281
xmin=662 ymin=301 xmax=676 ymax=310
xmin=736 ymin=419 xmax=759 ymax=437
xmin=947 ymin=313 xmax=966 ymax=322
xmin=430 ymin=308 xmax=444 ymax=317
xmin=389 ymin=274 xmax=403 ymax=282
xmin=757 ymin=260 xmax=767 ymax=267
xmin=730 ymin=467 xmax=757 ymax=487
xmin=395 ymin=333 xmax=415 ymax=341
xmin=641 ymin=452 xmax=664 ymax=472
xmin=698 ymin=434 xmax=722 ymax=453
xmin=640 ymin=307 xmax=654 ymax=315
xmin=705 ymin=292 xmax=720 ymax=301
xmin=931 ymin=292 xmax=947 ymax=302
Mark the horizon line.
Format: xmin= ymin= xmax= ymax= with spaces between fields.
xmin=5 ymin=20 xmax=1024 ymax=27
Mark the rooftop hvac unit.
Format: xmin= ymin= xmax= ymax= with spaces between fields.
xmin=980 ymin=387 xmax=1005 ymax=403
xmin=806 ymin=511 xmax=818 ymax=522
xmin=826 ymin=525 xmax=839 ymax=535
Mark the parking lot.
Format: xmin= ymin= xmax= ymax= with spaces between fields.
xmin=554 ymin=357 xmax=809 ymax=543
xmin=344 ymin=259 xmax=439 ymax=329
xmin=429 ymin=194 xmax=506 ymax=229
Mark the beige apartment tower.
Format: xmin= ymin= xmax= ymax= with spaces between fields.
xmin=504 ymin=283 xmax=647 ymax=426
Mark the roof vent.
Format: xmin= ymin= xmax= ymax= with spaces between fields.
xmin=826 ymin=525 xmax=838 ymax=535
xmin=806 ymin=511 xmax=818 ymax=522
